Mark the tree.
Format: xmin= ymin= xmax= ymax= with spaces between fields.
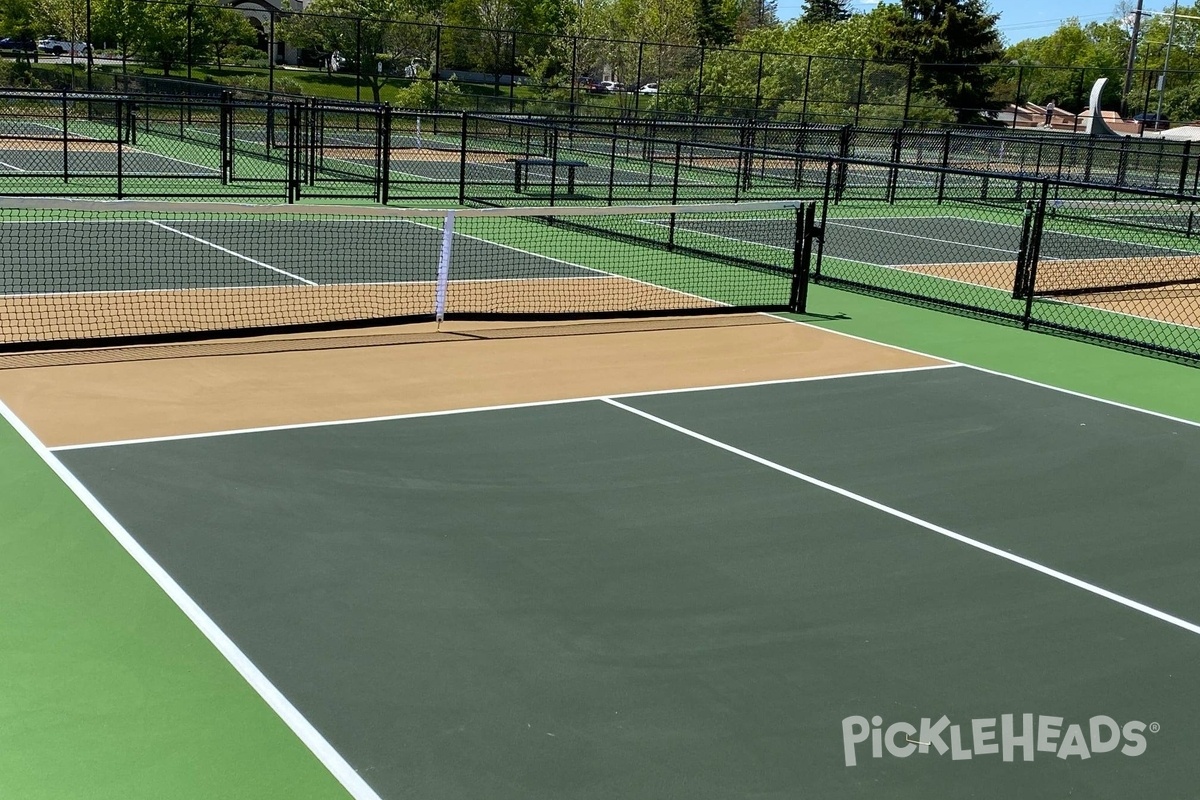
xmin=209 ymin=7 xmax=257 ymax=69
xmin=279 ymin=0 xmax=436 ymax=104
xmin=694 ymin=0 xmax=738 ymax=47
xmin=801 ymin=0 xmax=850 ymax=25
xmin=875 ymin=0 xmax=1004 ymax=123
xmin=91 ymin=0 xmax=148 ymax=64
xmin=0 ymin=0 xmax=40 ymax=61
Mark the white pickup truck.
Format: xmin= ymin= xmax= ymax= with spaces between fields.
xmin=37 ymin=38 xmax=90 ymax=56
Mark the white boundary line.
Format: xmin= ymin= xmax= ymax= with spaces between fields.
xmin=49 ymin=364 xmax=957 ymax=452
xmin=599 ymin=396 xmax=1200 ymax=637
xmin=758 ymin=311 xmax=1200 ymax=430
xmin=826 ymin=219 xmax=1020 ymax=256
xmin=146 ymin=221 xmax=317 ymax=286
xmin=957 ymin=212 xmax=1200 ymax=256
xmin=0 ymin=158 xmax=27 ymax=172
xmin=31 ymin=120 xmax=222 ymax=174
xmin=0 ymin=398 xmax=384 ymax=800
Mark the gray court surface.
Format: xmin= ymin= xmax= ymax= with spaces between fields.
xmin=54 ymin=366 xmax=1200 ymax=800
xmin=0 ymin=147 xmax=218 ymax=176
xmin=0 ymin=218 xmax=594 ymax=293
xmin=823 ymin=216 xmax=1197 ymax=266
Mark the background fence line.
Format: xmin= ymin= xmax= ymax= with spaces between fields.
xmin=6 ymin=0 xmax=1199 ymax=130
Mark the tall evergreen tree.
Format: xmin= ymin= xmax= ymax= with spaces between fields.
xmin=694 ymin=0 xmax=739 ymax=47
xmin=876 ymin=0 xmax=1004 ymax=123
xmin=801 ymin=0 xmax=851 ymax=24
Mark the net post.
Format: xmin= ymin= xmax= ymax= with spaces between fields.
xmin=457 ymin=112 xmax=468 ymax=204
xmin=434 ymin=210 xmax=455 ymax=325
xmin=790 ymin=203 xmax=816 ymax=314
xmin=1022 ymin=180 xmax=1051 ymax=330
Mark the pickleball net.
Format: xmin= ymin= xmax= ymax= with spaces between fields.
xmin=0 ymin=198 xmax=814 ymax=349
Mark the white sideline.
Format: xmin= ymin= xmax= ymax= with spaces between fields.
xmin=601 ymin=396 xmax=1200 ymax=637
xmin=0 ymin=399 xmax=384 ymax=800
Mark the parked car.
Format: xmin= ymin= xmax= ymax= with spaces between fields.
xmin=36 ymin=37 xmax=89 ymax=56
xmin=578 ymin=76 xmax=601 ymax=92
xmin=0 ymin=37 xmax=35 ymax=52
xmin=598 ymin=80 xmax=625 ymax=93
xmin=639 ymin=82 xmax=659 ymax=95
xmin=1134 ymin=112 xmax=1169 ymax=130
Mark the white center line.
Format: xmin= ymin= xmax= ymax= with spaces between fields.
xmin=147 ymin=221 xmax=317 ymax=286
xmin=601 ymin=396 xmax=1200 ymax=638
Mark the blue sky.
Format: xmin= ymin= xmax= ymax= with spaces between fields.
xmin=773 ymin=0 xmax=1121 ymax=44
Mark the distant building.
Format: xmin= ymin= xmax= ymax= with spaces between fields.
xmin=226 ymin=0 xmax=302 ymax=65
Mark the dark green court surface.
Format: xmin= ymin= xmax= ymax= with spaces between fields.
xmin=52 ymin=366 xmax=1200 ymax=800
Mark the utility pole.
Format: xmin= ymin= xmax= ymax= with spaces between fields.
xmin=1155 ymin=0 xmax=1180 ymax=125
xmin=1121 ymin=0 xmax=1144 ymax=114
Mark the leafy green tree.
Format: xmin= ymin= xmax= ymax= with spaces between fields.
xmin=280 ymin=0 xmax=436 ymax=103
xmin=1004 ymin=18 xmax=1128 ymax=114
xmin=0 ymin=0 xmax=40 ymax=61
xmin=801 ymin=0 xmax=850 ymax=25
xmin=210 ymin=7 xmax=257 ymax=69
xmin=875 ymin=0 xmax=1004 ymax=124
xmin=91 ymin=0 xmax=147 ymax=62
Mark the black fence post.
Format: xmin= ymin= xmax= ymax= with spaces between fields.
xmin=696 ymin=46 xmax=706 ymax=117
xmin=790 ymin=202 xmax=816 ymax=314
xmin=433 ymin=25 xmax=442 ymax=113
xmin=936 ymin=130 xmax=950 ymax=203
xmin=901 ymin=61 xmax=915 ymax=124
xmin=633 ymin=42 xmax=644 ymax=114
xmin=186 ymin=3 xmax=194 ymax=82
xmin=220 ymin=91 xmax=232 ymax=184
xmin=61 ymin=90 xmax=69 ymax=185
xmin=115 ymin=97 xmax=123 ymax=198
xmin=753 ymin=52 xmax=764 ymax=118
xmin=606 ymin=135 xmax=616 ymax=205
xmin=355 ymin=18 xmax=363 ymax=104
xmin=508 ymin=33 xmax=517 ymax=113
xmin=380 ymin=104 xmax=392 ymax=203
xmin=887 ymin=127 xmax=902 ymax=203
xmin=1012 ymin=66 xmax=1024 ymax=130
xmin=458 ymin=112 xmax=468 ymax=204
xmin=853 ymin=59 xmax=865 ymax=127
xmin=1021 ymin=180 xmax=1051 ymax=330
xmin=800 ymin=56 xmax=812 ymax=125
xmin=1178 ymin=140 xmax=1192 ymax=195
xmin=817 ymin=159 xmax=833 ymax=277
xmin=1013 ymin=199 xmax=1035 ymax=298
xmin=671 ymin=140 xmax=682 ymax=204
xmin=268 ymin=11 xmax=276 ymax=94
xmin=569 ymin=38 xmax=578 ymax=115
xmin=85 ymin=0 xmax=93 ymax=91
